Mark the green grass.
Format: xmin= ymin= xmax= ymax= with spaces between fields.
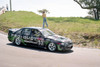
xmin=47 ymin=17 xmax=100 ymax=34
xmin=0 ymin=11 xmax=42 ymax=27
xmin=0 ymin=11 xmax=100 ymax=34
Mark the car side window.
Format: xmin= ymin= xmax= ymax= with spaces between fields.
xmin=22 ymin=28 xmax=31 ymax=36
xmin=31 ymin=29 xmax=42 ymax=37
xmin=16 ymin=29 xmax=22 ymax=34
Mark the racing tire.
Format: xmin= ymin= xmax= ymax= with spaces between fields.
xmin=48 ymin=43 xmax=56 ymax=52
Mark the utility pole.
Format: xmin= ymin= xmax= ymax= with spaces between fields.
xmin=10 ymin=0 xmax=12 ymax=11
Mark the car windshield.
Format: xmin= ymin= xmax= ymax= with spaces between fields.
xmin=40 ymin=29 xmax=55 ymax=36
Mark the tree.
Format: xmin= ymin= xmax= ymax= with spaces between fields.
xmin=38 ymin=9 xmax=50 ymax=14
xmin=74 ymin=0 xmax=100 ymax=20
xmin=88 ymin=9 xmax=100 ymax=19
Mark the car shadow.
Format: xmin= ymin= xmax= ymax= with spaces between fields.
xmin=7 ymin=43 xmax=74 ymax=54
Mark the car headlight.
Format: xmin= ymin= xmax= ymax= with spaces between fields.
xmin=66 ymin=38 xmax=72 ymax=42
xmin=61 ymin=43 xmax=65 ymax=46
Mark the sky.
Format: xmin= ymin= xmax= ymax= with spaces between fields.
xmin=0 ymin=0 xmax=89 ymax=17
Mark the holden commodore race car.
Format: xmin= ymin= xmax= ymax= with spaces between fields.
xmin=8 ymin=27 xmax=73 ymax=52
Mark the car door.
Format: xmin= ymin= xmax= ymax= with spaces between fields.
xmin=21 ymin=28 xmax=31 ymax=43
xmin=31 ymin=29 xmax=44 ymax=46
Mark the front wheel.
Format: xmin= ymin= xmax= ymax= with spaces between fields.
xmin=48 ymin=43 xmax=56 ymax=52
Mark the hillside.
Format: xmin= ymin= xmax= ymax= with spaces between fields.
xmin=0 ymin=11 xmax=43 ymax=31
xmin=0 ymin=11 xmax=100 ymax=48
xmin=0 ymin=11 xmax=100 ymax=33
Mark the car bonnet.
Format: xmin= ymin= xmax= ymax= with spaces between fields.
xmin=46 ymin=35 xmax=72 ymax=42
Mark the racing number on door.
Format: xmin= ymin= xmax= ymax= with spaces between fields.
xmin=37 ymin=38 xmax=44 ymax=46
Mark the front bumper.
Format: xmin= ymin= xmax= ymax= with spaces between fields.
xmin=57 ymin=43 xmax=73 ymax=51
xmin=60 ymin=45 xmax=73 ymax=51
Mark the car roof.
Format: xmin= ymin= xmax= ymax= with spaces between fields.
xmin=23 ymin=27 xmax=47 ymax=30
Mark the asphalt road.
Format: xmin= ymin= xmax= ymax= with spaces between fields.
xmin=0 ymin=33 xmax=100 ymax=67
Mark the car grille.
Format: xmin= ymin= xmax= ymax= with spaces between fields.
xmin=64 ymin=42 xmax=72 ymax=46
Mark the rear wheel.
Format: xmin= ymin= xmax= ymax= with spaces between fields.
xmin=48 ymin=43 xmax=56 ymax=52
xmin=15 ymin=37 xmax=21 ymax=45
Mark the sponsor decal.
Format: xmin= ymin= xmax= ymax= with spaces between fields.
xmin=37 ymin=38 xmax=42 ymax=40
xmin=57 ymin=45 xmax=62 ymax=51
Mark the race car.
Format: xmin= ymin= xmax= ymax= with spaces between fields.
xmin=8 ymin=27 xmax=73 ymax=52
